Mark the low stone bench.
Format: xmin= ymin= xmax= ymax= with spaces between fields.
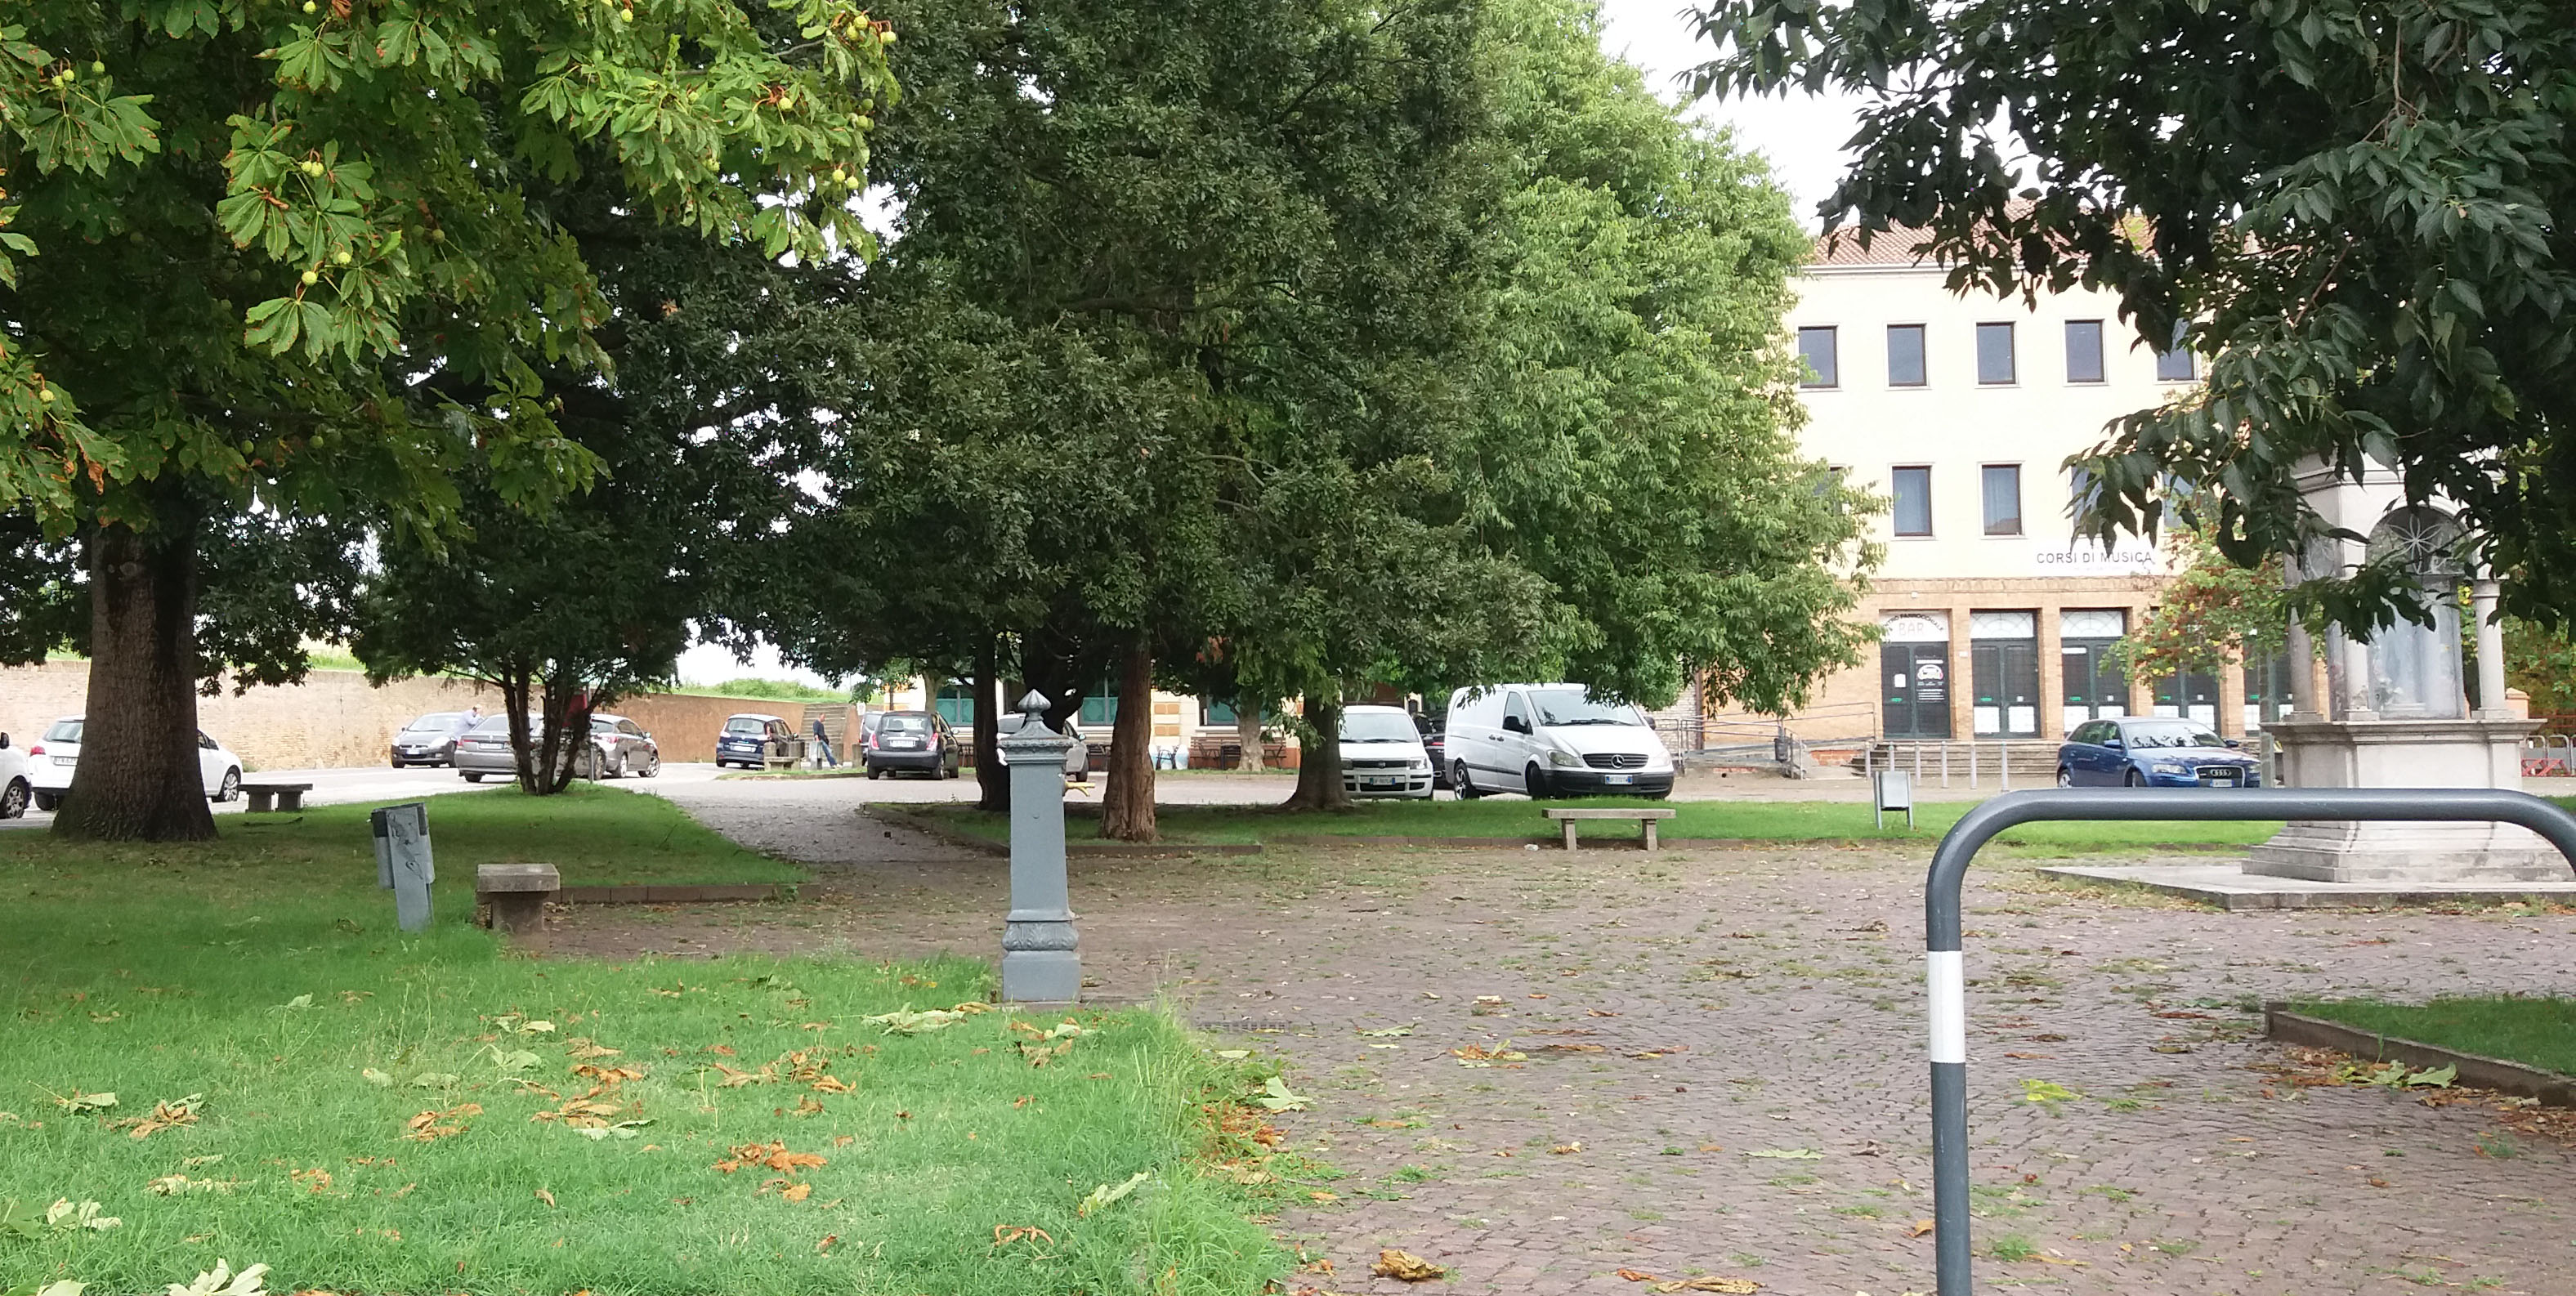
xmin=476 ymin=862 xmax=561 ymax=949
xmin=240 ymin=781 xmax=315 ymax=813
xmin=1542 ymin=806 xmax=1679 ymax=852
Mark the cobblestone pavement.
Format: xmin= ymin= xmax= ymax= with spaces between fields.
xmin=551 ymin=808 xmax=2576 ymax=1296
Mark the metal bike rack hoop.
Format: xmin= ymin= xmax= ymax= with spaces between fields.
xmin=1922 ymin=787 xmax=2576 ymax=1296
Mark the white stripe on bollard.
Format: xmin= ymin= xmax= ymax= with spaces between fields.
xmin=1926 ymin=950 xmax=1966 ymax=1065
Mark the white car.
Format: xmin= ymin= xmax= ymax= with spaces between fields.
xmin=0 ymin=730 xmax=29 ymax=819
xmin=1338 ymin=704 xmax=1435 ymax=799
xmin=1444 ymin=683 xmax=1675 ymax=800
xmin=25 ymin=717 xmax=244 ymax=812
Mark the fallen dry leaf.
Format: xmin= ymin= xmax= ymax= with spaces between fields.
xmin=1550 ymin=1142 xmax=1581 ymax=1155
xmin=991 ymin=1224 xmax=1055 ymax=1247
xmin=1651 ymin=1279 xmax=1759 ymax=1294
xmin=780 ymin=1182 xmax=813 ymax=1202
xmin=1908 ymin=1218 xmax=1936 ymax=1238
xmin=1616 ymin=1268 xmax=1661 ymax=1282
xmin=1371 ymin=1249 xmax=1446 ymax=1282
xmin=713 ymin=1141 xmax=828 ymax=1175
xmin=534 ymin=1187 xmax=556 ymax=1209
xmin=816 ymin=1234 xmax=838 ymax=1253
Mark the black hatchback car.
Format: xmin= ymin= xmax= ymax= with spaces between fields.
xmin=862 ymin=710 xmax=961 ymax=780
xmin=716 ymin=713 xmax=794 ymax=769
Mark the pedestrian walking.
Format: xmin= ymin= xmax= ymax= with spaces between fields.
xmin=811 ymin=717 xmax=839 ymax=768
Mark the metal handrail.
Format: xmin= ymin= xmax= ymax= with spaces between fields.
xmin=1921 ymin=788 xmax=2576 ymax=1295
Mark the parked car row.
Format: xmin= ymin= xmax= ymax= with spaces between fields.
xmin=452 ymin=713 xmax=661 ymax=782
xmin=0 ymin=717 xmax=244 ymax=816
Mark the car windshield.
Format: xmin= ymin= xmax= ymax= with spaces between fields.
xmin=42 ymin=719 xmax=83 ymax=743
xmin=592 ymin=717 xmax=618 ymax=732
xmin=1340 ymin=710 xmax=1420 ymax=743
xmin=2122 ymin=722 xmax=2224 ymax=749
xmin=402 ymin=713 xmax=467 ymax=734
xmin=881 ymin=715 xmax=931 ymax=733
xmin=722 ymin=717 xmax=770 ymax=735
xmin=1527 ymin=688 xmax=1644 ymax=727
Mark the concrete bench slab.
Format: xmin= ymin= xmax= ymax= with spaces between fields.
xmin=240 ymin=781 xmax=315 ymax=813
xmin=1541 ymin=806 xmax=1679 ymax=851
xmin=476 ymin=862 xmax=561 ymax=949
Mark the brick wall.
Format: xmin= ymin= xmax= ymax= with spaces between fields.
xmin=0 ymin=661 xmax=805 ymax=773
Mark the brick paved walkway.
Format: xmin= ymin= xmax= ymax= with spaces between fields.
xmin=554 ymin=807 xmax=2576 ymax=1296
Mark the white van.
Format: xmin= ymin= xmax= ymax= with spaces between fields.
xmin=1444 ymin=684 xmax=1674 ymax=800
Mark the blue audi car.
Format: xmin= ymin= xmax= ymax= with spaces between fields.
xmin=2056 ymin=717 xmax=2261 ymax=788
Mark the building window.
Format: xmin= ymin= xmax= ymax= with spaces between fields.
xmin=1981 ymin=464 xmax=2023 ymax=536
xmin=1975 ymin=323 xmax=2015 ymax=384
xmin=1079 ymin=678 xmax=1118 ymax=726
xmin=2064 ymin=320 xmax=2104 ymax=383
xmin=1891 ymin=465 xmax=1932 ymax=537
xmin=2154 ymin=320 xmax=2196 ymax=382
xmin=1797 ymin=326 xmax=1839 ymax=388
xmin=1204 ymin=698 xmax=1239 ymax=725
xmin=1886 ymin=324 xmax=1926 ymax=387
xmin=2069 ymin=466 xmax=2102 ymax=515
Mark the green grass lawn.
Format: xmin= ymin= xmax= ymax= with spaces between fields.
xmin=0 ymin=786 xmax=801 ymax=892
xmin=2287 ymin=996 xmax=2576 ymax=1077
xmin=912 ymin=796 xmax=2283 ymax=855
xmin=0 ymin=791 xmax=1283 ymax=1295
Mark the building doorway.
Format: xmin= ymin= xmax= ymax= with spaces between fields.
xmin=1880 ymin=612 xmax=1952 ymax=739
xmin=2243 ymin=635 xmax=2297 ymax=729
xmin=1970 ymin=611 xmax=2040 ymax=737
xmin=2155 ymin=671 xmax=2221 ymax=727
xmin=2058 ymin=610 xmax=2128 ymax=736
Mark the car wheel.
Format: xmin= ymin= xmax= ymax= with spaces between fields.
xmin=2056 ymin=766 xmax=2074 ymax=788
xmin=0 ymin=779 xmax=26 ymax=820
xmin=638 ymin=751 xmax=660 ymax=778
xmin=1451 ymin=760 xmax=1482 ymax=799
xmin=608 ymin=751 xmax=627 ymax=780
xmin=2123 ymin=768 xmax=2145 ymax=787
xmin=865 ymin=763 xmax=882 ymax=780
xmin=1524 ymin=764 xmax=1550 ymax=800
xmin=214 ymin=767 xmax=240 ymax=803
xmin=33 ymin=791 xmax=60 ymax=813
xmin=463 ymin=771 xmax=484 ymax=784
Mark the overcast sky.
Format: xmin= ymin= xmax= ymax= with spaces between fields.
xmin=675 ymin=2 xmax=1866 ymax=687
xmin=1593 ymin=0 xmax=1863 ymax=223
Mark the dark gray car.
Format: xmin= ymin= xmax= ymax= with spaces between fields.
xmin=861 ymin=711 xmax=960 ymax=780
xmin=455 ymin=714 xmax=610 ymax=783
xmin=390 ymin=711 xmax=474 ymax=767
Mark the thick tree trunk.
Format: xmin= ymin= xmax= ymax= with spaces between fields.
xmin=1285 ymin=695 xmax=1350 ymax=811
xmin=1236 ymin=705 xmax=1264 ymax=771
xmin=54 ymin=516 xmax=217 ymax=842
xmin=973 ymin=650 xmax=1008 ymax=814
xmin=1098 ymin=639 xmax=1157 ymax=841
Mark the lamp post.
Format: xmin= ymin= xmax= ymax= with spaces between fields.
xmin=997 ymin=690 xmax=1082 ymax=1003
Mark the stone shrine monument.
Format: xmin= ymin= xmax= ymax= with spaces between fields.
xmin=2246 ymin=463 xmax=2551 ymax=882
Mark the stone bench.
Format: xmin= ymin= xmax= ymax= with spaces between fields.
xmin=1541 ymin=806 xmax=1679 ymax=852
xmin=240 ymin=781 xmax=315 ymax=813
xmin=476 ymin=862 xmax=561 ymax=949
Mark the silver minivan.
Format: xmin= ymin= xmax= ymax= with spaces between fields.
xmin=1443 ymin=684 xmax=1675 ymax=800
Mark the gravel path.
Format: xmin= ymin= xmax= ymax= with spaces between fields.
xmin=554 ymin=793 xmax=2576 ymax=1296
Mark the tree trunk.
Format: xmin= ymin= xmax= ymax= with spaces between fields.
xmin=1285 ymin=695 xmax=1350 ymax=811
xmin=1236 ymin=704 xmax=1264 ymax=771
xmin=54 ymin=516 xmax=216 ymax=842
xmin=973 ymin=648 xmax=1008 ymax=813
xmin=1098 ymin=639 xmax=1157 ymax=841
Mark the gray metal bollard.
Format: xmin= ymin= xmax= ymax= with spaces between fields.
xmin=1921 ymin=787 xmax=2576 ymax=1295
xmin=370 ymin=802 xmax=436 ymax=932
xmin=997 ymin=690 xmax=1082 ymax=1003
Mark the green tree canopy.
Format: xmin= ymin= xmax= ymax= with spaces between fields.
xmin=0 ymin=0 xmax=895 ymax=838
xmin=1690 ymin=0 xmax=2576 ymax=634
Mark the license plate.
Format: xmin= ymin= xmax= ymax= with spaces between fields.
xmin=2207 ymin=772 xmax=2238 ymax=786
xmin=1365 ymin=777 xmax=1398 ymax=788
xmin=52 ymin=756 xmax=76 ymax=766
xmin=1603 ymin=773 xmax=1633 ymax=785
